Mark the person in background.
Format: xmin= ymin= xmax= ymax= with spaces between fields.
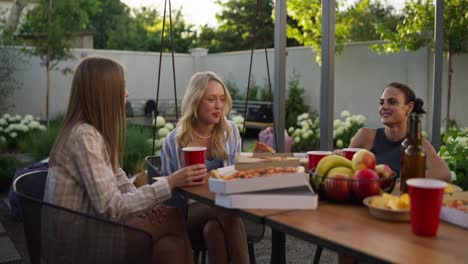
xmin=161 ymin=71 xmax=249 ymax=264
xmin=46 ymin=57 xmax=205 ymax=263
xmin=348 ymin=82 xmax=450 ymax=182
xmin=258 ymin=126 xmax=293 ymax=152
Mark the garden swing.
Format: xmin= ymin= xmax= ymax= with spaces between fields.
xmin=144 ymin=1 xmax=264 ymax=263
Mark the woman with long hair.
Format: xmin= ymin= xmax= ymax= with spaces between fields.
xmin=46 ymin=57 xmax=205 ymax=263
xmin=349 ymin=82 xmax=450 ymax=181
xmin=161 ymin=71 xmax=249 ymax=264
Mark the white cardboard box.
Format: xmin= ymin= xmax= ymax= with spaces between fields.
xmin=209 ymin=165 xmax=309 ymax=194
xmin=215 ymin=186 xmax=318 ymax=210
xmin=440 ymin=191 xmax=468 ymax=229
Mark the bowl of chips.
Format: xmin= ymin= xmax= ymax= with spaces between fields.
xmin=363 ymin=193 xmax=411 ymax=221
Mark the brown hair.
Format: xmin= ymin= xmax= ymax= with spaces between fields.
xmin=49 ymin=57 xmax=126 ymax=171
xmin=386 ymin=82 xmax=426 ymax=114
xmin=177 ymin=71 xmax=233 ymax=160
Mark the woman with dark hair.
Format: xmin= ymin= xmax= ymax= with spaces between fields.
xmin=348 ymin=82 xmax=450 ymax=181
xmin=45 ymin=57 xmax=204 ymax=263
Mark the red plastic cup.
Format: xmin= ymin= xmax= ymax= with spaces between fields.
xmin=182 ymin=146 xmax=207 ymax=182
xmin=307 ymin=151 xmax=332 ymax=171
xmin=407 ymin=178 xmax=447 ymax=237
xmin=342 ymin=148 xmax=364 ymax=160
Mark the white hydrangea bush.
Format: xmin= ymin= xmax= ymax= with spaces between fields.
xmin=232 ymin=114 xmax=245 ymax=133
xmin=0 ymin=113 xmax=47 ymax=150
xmin=333 ymin=110 xmax=366 ymax=148
xmin=287 ymin=113 xmax=320 ymax=151
xmin=147 ymin=116 xmax=175 ymax=153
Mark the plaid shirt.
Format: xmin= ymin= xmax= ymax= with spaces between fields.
xmin=44 ymin=123 xmax=171 ymax=222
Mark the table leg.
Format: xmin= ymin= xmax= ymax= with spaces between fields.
xmin=270 ymin=229 xmax=286 ymax=264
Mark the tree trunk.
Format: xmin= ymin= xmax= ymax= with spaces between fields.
xmin=445 ymin=50 xmax=453 ymax=130
xmin=46 ymin=0 xmax=52 ymax=128
xmin=46 ymin=63 xmax=50 ymax=128
xmin=7 ymin=0 xmax=28 ymax=30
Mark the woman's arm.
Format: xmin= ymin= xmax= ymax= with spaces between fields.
xmin=422 ymin=138 xmax=451 ymax=182
xmin=72 ymin=128 xmax=172 ymax=221
xmin=348 ymin=127 xmax=376 ymax=150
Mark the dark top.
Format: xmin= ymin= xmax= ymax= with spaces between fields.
xmin=370 ymin=128 xmax=404 ymax=177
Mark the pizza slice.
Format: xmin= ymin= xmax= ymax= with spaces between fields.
xmin=253 ymin=141 xmax=276 ymax=153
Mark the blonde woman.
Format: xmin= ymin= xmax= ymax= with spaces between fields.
xmin=45 ymin=57 xmax=205 ymax=263
xmin=161 ymin=71 xmax=249 ymax=264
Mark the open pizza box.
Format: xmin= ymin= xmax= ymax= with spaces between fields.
xmin=440 ymin=191 xmax=468 ymax=229
xmin=208 ymin=160 xmax=310 ymax=195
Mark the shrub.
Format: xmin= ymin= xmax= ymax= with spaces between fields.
xmin=18 ymin=115 xmax=63 ymax=160
xmin=285 ymin=71 xmax=310 ymax=129
xmin=0 ymin=155 xmax=21 ymax=192
xmin=224 ymin=77 xmax=242 ymax=100
xmin=288 ymin=113 xmax=320 ymax=152
xmin=0 ymin=113 xmax=47 ymax=151
xmin=439 ymin=126 xmax=468 ymax=190
xmin=124 ymin=124 xmax=153 ymax=176
xmin=333 ymin=111 xmax=366 ymax=148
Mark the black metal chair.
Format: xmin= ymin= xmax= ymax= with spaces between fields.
xmin=146 ymin=156 xmax=263 ymax=264
xmin=13 ymin=170 xmax=153 ymax=264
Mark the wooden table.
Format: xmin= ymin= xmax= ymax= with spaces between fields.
xmin=179 ymin=183 xmax=468 ymax=264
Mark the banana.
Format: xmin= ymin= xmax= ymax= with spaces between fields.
xmin=326 ymin=166 xmax=354 ymax=178
xmin=315 ymin=155 xmax=353 ymax=177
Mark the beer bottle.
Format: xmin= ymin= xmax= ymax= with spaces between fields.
xmin=400 ymin=113 xmax=426 ymax=193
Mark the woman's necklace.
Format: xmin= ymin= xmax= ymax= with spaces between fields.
xmin=192 ymin=130 xmax=212 ymax=139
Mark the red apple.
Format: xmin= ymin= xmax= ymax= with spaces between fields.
xmin=352 ymin=168 xmax=380 ymax=201
xmin=324 ymin=174 xmax=353 ymax=202
xmin=375 ymin=164 xmax=392 ymax=178
xmin=352 ymin=149 xmax=376 ymax=171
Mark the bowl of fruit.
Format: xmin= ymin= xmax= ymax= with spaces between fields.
xmin=310 ymin=150 xmax=396 ymax=203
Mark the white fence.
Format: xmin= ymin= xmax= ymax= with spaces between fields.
xmin=8 ymin=42 xmax=468 ymax=134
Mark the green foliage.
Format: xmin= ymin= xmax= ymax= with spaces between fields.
xmin=247 ymin=77 xmax=261 ymax=100
xmin=286 ymin=0 xmax=349 ymax=63
xmin=288 ymin=113 xmax=320 ymax=152
xmin=285 ymin=71 xmax=309 ymax=129
xmin=17 ymin=114 xmax=63 ymax=160
xmin=0 ymin=114 xmax=48 ymax=151
xmin=20 ymin=0 xmax=100 ymax=66
xmin=259 ymin=80 xmax=273 ymax=102
xmin=89 ymin=0 xmax=128 ymax=49
xmin=123 ymin=124 xmax=153 ymax=175
xmin=333 ymin=111 xmax=366 ymax=149
xmin=373 ymin=0 xmax=468 ymax=55
xmin=341 ymin=0 xmax=401 ymax=42
xmin=224 ymin=77 xmax=242 ymax=100
xmin=105 ymin=7 xmax=196 ymax=52
xmin=195 ymin=0 xmax=274 ymax=52
xmin=438 ymin=126 xmax=468 ymax=190
xmin=0 ymin=155 xmax=21 ymax=192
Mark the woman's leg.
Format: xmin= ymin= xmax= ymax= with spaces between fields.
xmin=188 ymin=203 xmax=249 ymax=264
xmin=188 ymin=203 xmax=229 ymax=264
xmin=127 ymin=205 xmax=193 ymax=264
xmin=216 ymin=209 xmax=249 ymax=264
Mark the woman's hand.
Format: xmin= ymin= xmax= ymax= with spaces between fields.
xmin=167 ymin=164 xmax=207 ymax=189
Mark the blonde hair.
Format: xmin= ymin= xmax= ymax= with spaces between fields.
xmin=177 ymin=71 xmax=233 ymax=160
xmin=49 ymin=57 xmax=126 ymax=171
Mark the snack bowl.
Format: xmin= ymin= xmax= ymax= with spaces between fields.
xmin=363 ymin=195 xmax=410 ymax=222
xmin=310 ymin=172 xmax=396 ymax=204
